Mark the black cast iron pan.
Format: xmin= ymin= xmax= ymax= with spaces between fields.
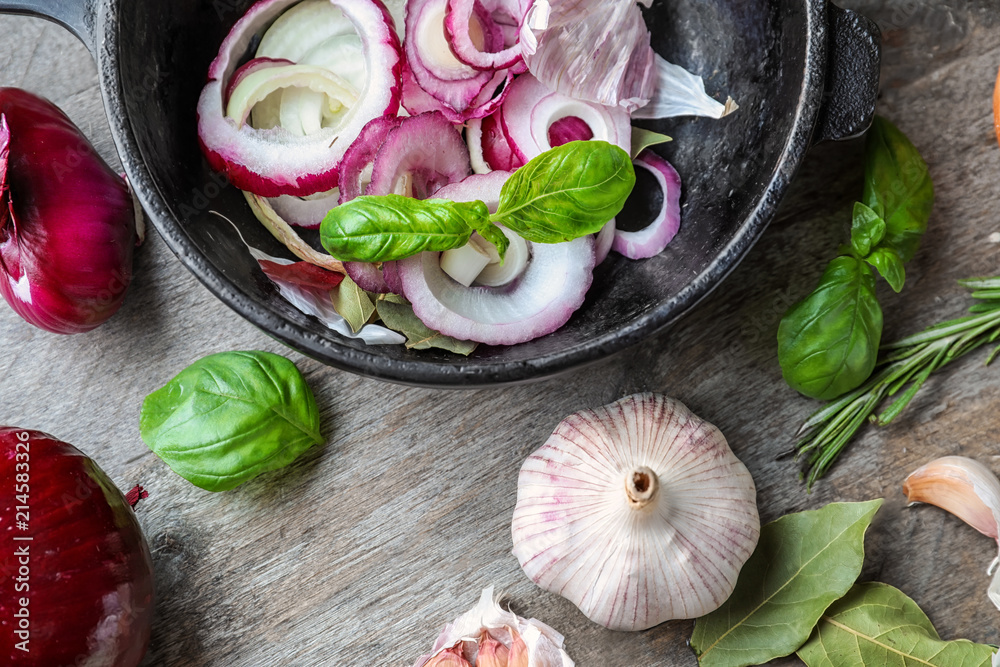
xmin=0 ymin=0 xmax=879 ymax=386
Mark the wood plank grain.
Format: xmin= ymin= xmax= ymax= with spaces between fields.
xmin=0 ymin=2 xmax=998 ymax=665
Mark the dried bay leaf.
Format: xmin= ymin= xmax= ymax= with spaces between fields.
xmin=331 ymin=276 xmax=375 ymax=333
xmin=797 ymin=582 xmax=995 ymax=667
xmin=691 ymin=499 xmax=883 ymax=667
xmin=375 ymin=299 xmax=477 ymax=356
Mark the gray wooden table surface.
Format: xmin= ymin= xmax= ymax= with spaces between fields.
xmin=2 ymin=1 xmax=999 ymax=665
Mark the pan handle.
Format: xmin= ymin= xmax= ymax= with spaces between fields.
xmin=0 ymin=0 xmax=96 ymax=53
xmin=813 ymin=3 xmax=881 ymax=144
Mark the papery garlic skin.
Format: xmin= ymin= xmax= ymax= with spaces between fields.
xmin=511 ymin=393 xmax=760 ymax=631
xmin=411 ymin=587 xmax=573 ymax=667
xmin=904 ymin=456 xmax=1000 ymax=611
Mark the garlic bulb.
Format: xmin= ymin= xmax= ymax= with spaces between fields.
xmin=411 ymin=586 xmax=573 ymax=667
xmin=511 ymin=393 xmax=760 ymax=631
xmin=904 ymin=456 xmax=1000 ymax=610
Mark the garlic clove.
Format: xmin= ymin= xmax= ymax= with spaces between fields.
xmin=410 ymin=587 xmax=574 ymax=667
xmin=511 ymin=393 xmax=760 ymax=631
xmin=903 ymin=456 xmax=1000 ymax=540
xmin=477 ymin=631 xmax=510 ymax=667
xmin=423 ymin=645 xmax=472 ymax=667
xmin=904 ymin=456 xmax=1000 ymax=611
xmin=507 ymin=627 xmax=528 ymax=667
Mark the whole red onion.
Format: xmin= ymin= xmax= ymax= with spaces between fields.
xmin=0 ymin=88 xmax=137 ymax=334
xmin=0 ymin=427 xmax=154 ymax=666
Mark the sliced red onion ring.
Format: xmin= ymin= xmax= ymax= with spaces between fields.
xmin=366 ymin=111 xmax=472 ymax=198
xmin=258 ymin=1 xmax=375 ymax=131
xmin=478 ymin=109 xmax=524 ymax=171
xmin=465 ymin=118 xmax=491 ymax=174
xmin=225 ymin=58 xmax=295 ymax=106
xmin=431 ymin=169 xmax=510 ymax=202
xmin=344 ymin=261 xmax=393 ymax=293
xmin=265 ymin=188 xmax=340 ymax=229
xmin=444 ymin=0 xmax=524 ymax=70
xmin=498 ymin=23 xmax=519 ymax=45
xmin=498 ymin=98 xmax=527 ymax=163
xmin=612 ymin=150 xmax=681 ymax=260
xmin=402 ymin=0 xmax=515 ymax=122
xmin=382 ymin=261 xmax=404 ymax=294
xmin=255 ymin=0 xmax=359 ymax=61
xmin=547 ymin=114 xmax=593 ymax=146
xmin=500 ymin=73 xmax=630 ymax=161
xmin=197 ymin=0 xmax=402 ymax=197
xmin=405 ymin=66 xmax=513 ymax=124
xmin=482 ymin=109 xmax=608 ymax=265
xmin=400 ymin=47 xmax=511 ymax=123
xmin=337 ymin=115 xmax=404 ymax=203
xmin=339 ymin=113 xmax=471 ymax=292
xmin=298 ymin=34 xmax=368 ymax=92
xmin=397 ymin=171 xmax=595 ymax=345
xmin=226 ymin=64 xmax=358 ymax=130
xmin=406 ymin=0 xmax=491 ymax=83
xmin=445 ymin=0 xmax=506 ymax=71
xmin=594 ymin=218 xmax=615 ymax=264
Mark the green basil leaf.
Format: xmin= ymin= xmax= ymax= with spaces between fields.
xmin=492 ymin=140 xmax=635 ymax=243
xmin=375 ymin=299 xmax=477 ymax=355
xmin=778 ymin=256 xmax=883 ymax=400
xmin=851 ymin=202 xmax=886 ymax=257
xmin=468 ymin=221 xmax=509 ymax=261
xmin=630 ymin=126 xmax=672 ymax=159
xmin=797 ymin=582 xmax=996 ymax=667
xmin=863 ymin=116 xmax=934 ymax=262
xmin=866 ymin=246 xmax=906 ymax=293
xmin=331 ymin=276 xmax=375 ymax=333
xmin=692 ymin=500 xmax=882 ymax=667
xmin=139 ymin=351 xmax=323 ymax=492
xmin=320 ymin=195 xmax=489 ymax=262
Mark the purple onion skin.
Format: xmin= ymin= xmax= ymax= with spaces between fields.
xmin=0 ymin=89 xmax=136 ymax=334
xmin=0 ymin=427 xmax=154 ymax=666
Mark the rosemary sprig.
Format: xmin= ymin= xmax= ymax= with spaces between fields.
xmin=796 ymin=276 xmax=1000 ymax=487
